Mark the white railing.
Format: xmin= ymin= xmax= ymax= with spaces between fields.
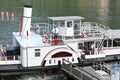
xmin=31 ymin=23 xmax=50 ymax=35
xmin=81 ymin=22 xmax=111 ymax=38
xmin=31 ymin=22 xmax=112 ymax=47
xmin=0 ymin=55 xmax=21 ymax=65
xmin=93 ymin=62 xmax=110 ymax=75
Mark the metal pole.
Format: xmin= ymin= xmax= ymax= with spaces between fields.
xmin=81 ymin=69 xmax=82 ymax=80
xmin=80 ymin=20 xmax=81 ymax=33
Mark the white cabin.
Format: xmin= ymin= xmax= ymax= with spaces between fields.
xmin=48 ymin=16 xmax=84 ymax=37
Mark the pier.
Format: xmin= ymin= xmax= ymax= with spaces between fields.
xmin=61 ymin=59 xmax=111 ymax=80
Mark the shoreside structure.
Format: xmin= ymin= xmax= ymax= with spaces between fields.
xmin=0 ymin=5 xmax=120 ymax=79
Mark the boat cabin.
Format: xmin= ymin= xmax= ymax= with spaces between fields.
xmin=48 ymin=16 xmax=84 ymax=37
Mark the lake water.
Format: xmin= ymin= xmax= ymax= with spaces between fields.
xmin=0 ymin=0 xmax=120 ymax=80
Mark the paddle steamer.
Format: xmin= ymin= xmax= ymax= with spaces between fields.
xmin=0 ymin=5 xmax=120 ymax=76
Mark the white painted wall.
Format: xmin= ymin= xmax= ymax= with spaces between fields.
xmin=65 ymin=41 xmax=78 ymax=51
xmin=21 ymin=47 xmax=27 ymax=67
xmin=40 ymin=45 xmax=79 ymax=66
xmin=21 ymin=44 xmax=80 ymax=67
xmin=27 ymin=47 xmax=41 ymax=67
xmin=58 ymin=27 xmax=66 ymax=36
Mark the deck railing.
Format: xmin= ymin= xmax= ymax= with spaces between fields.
xmin=31 ymin=22 xmax=111 ymax=39
xmin=0 ymin=55 xmax=20 ymax=65
xmin=92 ymin=62 xmax=110 ymax=75
xmin=81 ymin=22 xmax=111 ymax=38
xmin=31 ymin=22 xmax=112 ymax=51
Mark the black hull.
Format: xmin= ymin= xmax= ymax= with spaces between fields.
xmin=0 ymin=56 xmax=119 ymax=76
xmin=0 ymin=65 xmax=59 ymax=76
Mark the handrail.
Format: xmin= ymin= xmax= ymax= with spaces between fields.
xmin=100 ymin=62 xmax=110 ymax=75
xmin=97 ymin=34 xmax=105 ymax=54
xmin=0 ymin=55 xmax=19 ymax=61
xmin=62 ymin=59 xmax=100 ymax=80
xmin=31 ymin=22 xmax=110 ymax=40
xmin=93 ymin=62 xmax=110 ymax=75
xmin=81 ymin=22 xmax=110 ymax=37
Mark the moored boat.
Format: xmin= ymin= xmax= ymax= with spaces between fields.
xmin=0 ymin=5 xmax=120 ymax=76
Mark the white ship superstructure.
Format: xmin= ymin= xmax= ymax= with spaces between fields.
xmin=0 ymin=5 xmax=120 ymax=69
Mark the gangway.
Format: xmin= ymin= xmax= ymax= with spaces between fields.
xmin=61 ymin=59 xmax=101 ymax=80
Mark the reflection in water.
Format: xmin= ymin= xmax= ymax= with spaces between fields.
xmin=97 ymin=0 xmax=109 ymax=26
xmin=2 ymin=74 xmax=61 ymax=80
xmin=17 ymin=74 xmax=51 ymax=80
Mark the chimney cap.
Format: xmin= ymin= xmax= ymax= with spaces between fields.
xmin=24 ymin=5 xmax=32 ymax=8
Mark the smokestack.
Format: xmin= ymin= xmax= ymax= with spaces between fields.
xmin=21 ymin=5 xmax=32 ymax=38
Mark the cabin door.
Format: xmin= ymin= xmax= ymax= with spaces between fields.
xmin=65 ymin=20 xmax=74 ymax=36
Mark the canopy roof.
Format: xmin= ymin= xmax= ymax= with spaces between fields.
xmin=48 ymin=16 xmax=84 ymax=21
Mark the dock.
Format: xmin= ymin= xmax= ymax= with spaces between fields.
xmin=61 ymin=59 xmax=111 ymax=80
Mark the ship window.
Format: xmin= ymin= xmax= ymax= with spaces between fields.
xmin=35 ymin=52 xmax=40 ymax=57
xmin=103 ymin=39 xmax=112 ymax=47
xmin=35 ymin=49 xmax=40 ymax=51
xmin=108 ymin=39 xmax=112 ymax=47
xmin=67 ymin=21 xmax=72 ymax=27
xmin=35 ymin=49 xmax=40 ymax=57
xmin=103 ymin=40 xmax=107 ymax=47
xmin=95 ymin=42 xmax=99 ymax=48
xmin=60 ymin=21 xmax=65 ymax=27
xmin=113 ymin=38 xmax=120 ymax=47
xmin=78 ymin=43 xmax=83 ymax=49
xmin=52 ymin=52 xmax=72 ymax=58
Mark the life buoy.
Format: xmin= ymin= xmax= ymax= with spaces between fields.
xmin=81 ymin=33 xmax=84 ymax=38
xmin=84 ymin=32 xmax=88 ymax=37
xmin=43 ymin=34 xmax=49 ymax=43
xmin=81 ymin=31 xmax=88 ymax=38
